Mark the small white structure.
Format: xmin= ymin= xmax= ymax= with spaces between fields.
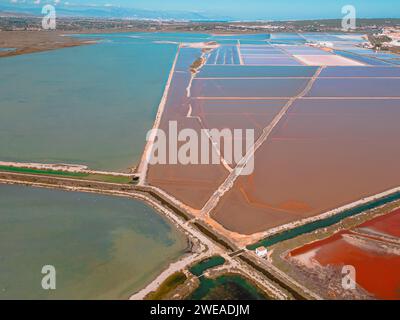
xmin=255 ymin=246 xmax=268 ymax=258
xmin=309 ymin=41 xmax=334 ymax=48
xmin=317 ymin=41 xmax=334 ymax=48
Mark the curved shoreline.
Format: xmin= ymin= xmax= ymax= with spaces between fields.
xmin=129 ymin=252 xmax=206 ymax=300
xmin=0 ymin=174 xmax=220 ymax=299
xmin=0 ymin=31 xmax=94 ymax=58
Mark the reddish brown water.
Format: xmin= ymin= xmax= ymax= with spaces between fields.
xmin=147 ymin=47 xmax=230 ymax=209
xmin=212 ymin=98 xmax=400 ymax=234
xmin=290 ymin=229 xmax=400 ymax=300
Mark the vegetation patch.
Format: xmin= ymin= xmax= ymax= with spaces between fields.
xmin=146 ymin=272 xmax=187 ymax=300
xmin=0 ymin=165 xmax=87 ymax=177
xmin=0 ymin=165 xmax=132 ymax=184
xmin=85 ymin=174 xmax=132 ymax=184
xmin=368 ymin=34 xmax=392 ymax=50
xmin=190 ymin=57 xmax=205 ymax=73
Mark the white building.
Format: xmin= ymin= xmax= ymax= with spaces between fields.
xmin=255 ymin=246 xmax=268 ymax=258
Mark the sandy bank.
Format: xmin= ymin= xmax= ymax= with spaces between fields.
xmin=0 ymin=31 xmax=93 ymax=58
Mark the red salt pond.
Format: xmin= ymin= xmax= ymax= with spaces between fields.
xmin=290 ymin=210 xmax=400 ymax=300
xmin=358 ymin=207 xmax=400 ymax=238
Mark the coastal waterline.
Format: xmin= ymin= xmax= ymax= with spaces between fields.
xmin=0 ymin=184 xmax=187 ymax=299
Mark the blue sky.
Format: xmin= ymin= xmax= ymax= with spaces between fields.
xmin=2 ymin=0 xmax=399 ymax=20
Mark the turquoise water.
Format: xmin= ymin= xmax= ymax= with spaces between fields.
xmin=188 ymin=275 xmax=268 ymax=300
xmin=0 ymin=184 xmax=187 ymax=299
xmin=189 ymin=256 xmax=226 ymax=276
xmin=0 ymin=35 xmax=180 ymax=171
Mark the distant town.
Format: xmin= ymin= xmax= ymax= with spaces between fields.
xmin=0 ymin=14 xmax=398 ymax=33
xmin=1 ymin=15 xmax=400 ymax=53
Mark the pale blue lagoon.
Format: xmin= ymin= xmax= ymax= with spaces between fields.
xmin=0 ymin=34 xmax=194 ymax=171
xmin=0 ymin=184 xmax=187 ymax=299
